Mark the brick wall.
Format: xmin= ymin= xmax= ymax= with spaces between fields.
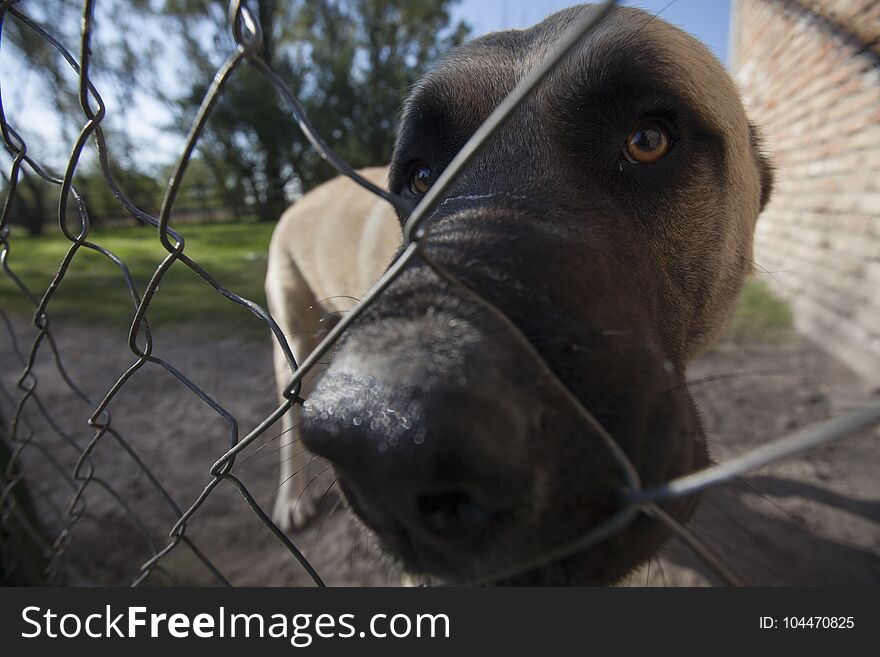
xmin=731 ymin=0 xmax=880 ymax=382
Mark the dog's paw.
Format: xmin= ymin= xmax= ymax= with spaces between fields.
xmin=272 ymin=484 xmax=318 ymax=532
xmin=400 ymin=573 xmax=435 ymax=587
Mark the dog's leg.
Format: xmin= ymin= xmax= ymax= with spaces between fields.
xmin=272 ymin=403 xmax=300 ymax=531
xmin=272 ymin=381 xmax=319 ymax=532
xmin=266 ymin=236 xmax=326 ymax=532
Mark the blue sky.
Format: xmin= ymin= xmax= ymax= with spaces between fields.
xmin=455 ymin=0 xmax=732 ymax=64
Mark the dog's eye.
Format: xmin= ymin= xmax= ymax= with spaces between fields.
xmin=624 ymin=122 xmax=671 ymax=164
xmin=409 ymin=161 xmax=433 ymax=195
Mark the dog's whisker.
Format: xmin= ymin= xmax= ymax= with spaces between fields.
xmin=240 ymin=435 xmax=302 ymax=470
xmin=686 ymin=370 xmax=791 ymax=386
xmin=278 ymin=328 xmax=332 ymax=339
xmin=748 ymin=259 xmax=791 ymax=292
xmin=303 ymin=366 xmax=329 ymax=388
xmin=733 ymin=476 xmax=807 ymax=526
xmin=693 ymin=498 xmax=789 ymax=579
xmin=655 ymin=557 xmax=668 ymax=587
xmin=239 ymin=426 xmax=301 ymax=468
xmin=311 ymin=295 xmax=361 ymax=307
xmin=278 ymin=446 xmax=310 ymax=467
xmin=349 ymin=524 xmax=364 ymax=577
xmin=292 ymin=464 xmax=334 ymax=522
xmin=665 ymin=369 xmax=794 ymax=394
xmin=319 ymin=310 xmax=349 ymax=323
xmin=271 ymin=454 xmax=321 ymax=495
xmin=313 ymin=482 xmax=342 ymax=551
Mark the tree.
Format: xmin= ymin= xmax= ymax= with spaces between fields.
xmin=164 ymin=0 xmax=469 ymax=221
xmin=2 ymin=0 xmax=469 ymax=228
xmin=1 ymin=167 xmax=53 ymax=236
xmin=1 ymin=0 xmax=159 ymax=234
xmin=75 ymin=161 xmax=164 ymax=225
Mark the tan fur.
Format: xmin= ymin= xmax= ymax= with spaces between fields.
xmin=266 ymin=166 xmax=399 ymax=529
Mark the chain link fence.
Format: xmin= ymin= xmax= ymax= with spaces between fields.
xmin=1 ymin=0 xmax=878 ymax=587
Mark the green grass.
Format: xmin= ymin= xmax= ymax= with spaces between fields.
xmin=0 ymin=222 xmax=276 ymax=341
xmin=2 ymin=223 xmax=794 ymax=344
xmin=724 ymin=279 xmax=794 ymax=341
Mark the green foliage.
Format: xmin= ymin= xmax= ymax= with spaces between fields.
xmin=75 ymin=161 xmax=164 ymax=224
xmin=3 ymin=0 xmax=163 ymax=234
xmin=5 ymin=0 xmax=468 ymax=233
xmin=2 ymin=228 xmax=798 ymax=348
xmin=1 ymin=168 xmax=55 ymax=236
xmin=0 ymin=223 xmax=277 ymax=341
xmin=3 ymin=0 xmax=159 ymax=135
xmin=163 ymin=0 xmax=470 ymax=220
xmin=725 ymin=279 xmax=794 ymax=341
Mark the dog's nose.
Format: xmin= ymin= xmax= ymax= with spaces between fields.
xmin=301 ymin=368 xmax=534 ymax=538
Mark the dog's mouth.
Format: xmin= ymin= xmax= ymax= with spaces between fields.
xmin=339 ymin=468 xmax=694 ymax=586
xmin=331 ymin=457 xmax=685 ymax=586
xmin=336 ymin=475 xmax=534 ymax=580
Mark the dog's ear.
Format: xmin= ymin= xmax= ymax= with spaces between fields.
xmin=748 ymin=122 xmax=774 ymax=212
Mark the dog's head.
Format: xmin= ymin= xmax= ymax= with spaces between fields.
xmin=301 ymin=4 xmax=773 ymax=584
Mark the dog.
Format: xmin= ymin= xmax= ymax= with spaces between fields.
xmin=265 ymin=4 xmax=773 ymax=585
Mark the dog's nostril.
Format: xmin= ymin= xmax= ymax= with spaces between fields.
xmin=415 ymin=491 xmax=492 ymax=534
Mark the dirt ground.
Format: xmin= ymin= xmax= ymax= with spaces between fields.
xmin=1 ymin=316 xmax=878 ymax=587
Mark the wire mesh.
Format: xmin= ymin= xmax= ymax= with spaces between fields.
xmin=0 ymin=0 xmax=878 ymax=587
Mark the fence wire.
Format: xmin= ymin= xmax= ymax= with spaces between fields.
xmin=0 ymin=0 xmax=878 ymax=587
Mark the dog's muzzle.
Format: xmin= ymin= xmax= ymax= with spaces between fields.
xmin=300 ymin=208 xmax=707 ymax=584
xmin=301 ymin=283 xmax=551 ymax=570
